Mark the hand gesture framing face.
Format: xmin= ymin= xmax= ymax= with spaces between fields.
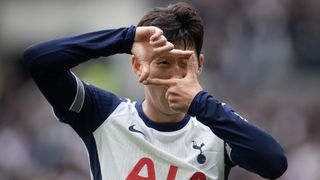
xmin=143 ymin=53 xmax=203 ymax=113
xmin=131 ymin=26 xmax=195 ymax=83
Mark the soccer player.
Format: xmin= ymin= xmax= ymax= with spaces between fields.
xmin=23 ymin=2 xmax=287 ymax=180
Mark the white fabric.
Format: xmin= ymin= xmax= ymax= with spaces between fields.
xmin=92 ymin=101 xmax=225 ymax=180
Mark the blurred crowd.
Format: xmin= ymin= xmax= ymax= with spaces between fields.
xmin=0 ymin=0 xmax=319 ymax=179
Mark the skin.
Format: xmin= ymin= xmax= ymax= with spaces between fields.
xmin=131 ymin=26 xmax=204 ymax=123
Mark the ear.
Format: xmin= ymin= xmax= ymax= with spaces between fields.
xmin=131 ymin=55 xmax=142 ymax=78
xmin=197 ymin=53 xmax=204 ymax=75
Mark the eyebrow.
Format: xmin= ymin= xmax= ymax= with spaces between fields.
xmin=155 ymin=56 xmax=189 ymax=62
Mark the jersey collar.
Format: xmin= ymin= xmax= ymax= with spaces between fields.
xmin=135 ymin=100 xmax=190 ymax=132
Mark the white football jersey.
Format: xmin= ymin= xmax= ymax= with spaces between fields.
xmin=55 ymin=75 xmax=228 ymax=180
xmin=89 ymin=99 xmax=225 ymax=180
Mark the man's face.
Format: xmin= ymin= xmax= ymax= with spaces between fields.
xmin=142 ymin=46 xmax=202 ymax=116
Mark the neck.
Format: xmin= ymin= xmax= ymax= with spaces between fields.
xmin=142 ymin=99 xmax=185 ymax=123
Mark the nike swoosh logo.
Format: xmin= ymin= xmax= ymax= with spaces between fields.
xmin=129 ymin=124 xmax=145 ymax=136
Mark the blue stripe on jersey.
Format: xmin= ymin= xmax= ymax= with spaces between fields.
xmin=135 ymin=100 xmax=190 ymax=132
xmin=82 ymin=135 xmax=102 ymax=180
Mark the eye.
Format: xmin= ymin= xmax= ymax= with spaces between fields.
xmin=158 ymin=60 xmax=170 ymax=66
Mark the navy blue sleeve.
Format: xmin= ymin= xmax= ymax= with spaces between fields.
xmin=23 ymin=26 xmax=136 ymax=137
xmin=188 ymin=91 xmax=287 ymax=179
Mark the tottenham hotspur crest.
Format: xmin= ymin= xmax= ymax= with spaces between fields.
xmin=192 ymin=140 xmax=206 ymax=164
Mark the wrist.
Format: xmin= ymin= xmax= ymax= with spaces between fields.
xmin=126 ymin=25 xmax=137 ymax=54
xmin=187 ymin=90 xmax=206 ymax=117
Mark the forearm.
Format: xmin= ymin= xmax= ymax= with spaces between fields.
xmin=188 ymin=91 xmax=287 ymax=179
xmin=23 ymin=26 xmax=136 ymax=113
xmin=23 ymin=26 xmax=136 ymax=75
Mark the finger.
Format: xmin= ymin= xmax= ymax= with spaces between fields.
xmin=143 ymin=78 xmax=176 ymax=86
xmin=168 ymin=49 xmax=194 ymax=59
xmin=165 ymin=87 xmax=175 ymax=98
xmin=150 ymin=27 xmax=163 ymax=41
xmin=165 ymin=91 xmax=177 ymax=107
xmin=150 ymin=35 xmax=167 ymax=47
xmin=165 ymin=90 xmax=170 ymax=100
xmin=153 ymin=42 xmax=174 ymax=55
xmin=139 ymin=62 xmax=150 ymax=82
xmin=186 ymin=53 xmax=198 ymax=79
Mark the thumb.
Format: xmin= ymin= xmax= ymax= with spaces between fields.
xmin=139 ymin=61 xmax=150 ymax=82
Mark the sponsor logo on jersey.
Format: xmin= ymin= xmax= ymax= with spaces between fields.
xmin=126 ymin=157 xmax=206 ymax=179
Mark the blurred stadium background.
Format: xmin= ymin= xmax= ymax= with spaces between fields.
xmin=0 ymin=0 xmax=319 ymax=179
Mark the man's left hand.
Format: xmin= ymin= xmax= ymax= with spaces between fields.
xmin=143 ymin=53 xmax=203 ymax=113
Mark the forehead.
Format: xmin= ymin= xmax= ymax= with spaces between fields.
xmin=173 ymin=41 xmax=196 ymax=51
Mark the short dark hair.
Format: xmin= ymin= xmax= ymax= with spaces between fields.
xmin=138 ymin=2 xmax=204 ymax=58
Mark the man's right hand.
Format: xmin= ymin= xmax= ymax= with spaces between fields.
xmin=131 ymin=26 xmax=174 ymax=82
